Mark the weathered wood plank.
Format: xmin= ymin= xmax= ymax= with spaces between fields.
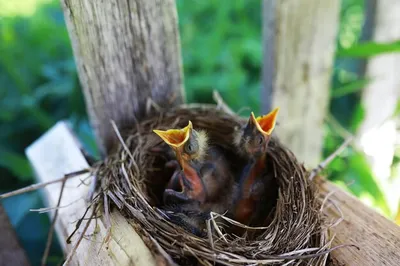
xmin=26 ymin=121 xmax=156 ymax=266
xmin=61 ymin=0 xmax=184 ymax=155
xmin=262 ymin=0 xmax=340 ymax=167
xmin=319 ymin=178 xmax=400 ymax=265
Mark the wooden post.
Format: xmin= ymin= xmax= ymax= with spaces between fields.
xmin=262 ymin=0 xmax=340 ymax=167
xmin=61 ymin=0 xmax=184 ymax=155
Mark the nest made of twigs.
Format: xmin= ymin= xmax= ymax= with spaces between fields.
xmin=92 ymin=104 xmax=334 ymax=266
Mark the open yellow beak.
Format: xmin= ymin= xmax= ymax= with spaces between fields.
xmin=250 ymin=107 xmax=279 ymax=135
xmin=153 ymin=121 xmax=193 ymax=148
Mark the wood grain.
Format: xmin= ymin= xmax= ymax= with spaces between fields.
xmin=61 ymin=0 xmax=184 ymax=155
xmin=262 ymin=0 xmax=340 ymax=167
xmin=318 ymin=178 xmax=400 ymax=265
xmin=26 ymin=122 xmax=156 ymax=266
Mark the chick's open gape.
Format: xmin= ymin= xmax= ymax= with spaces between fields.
xmin=93 ymin=105 xmax=331 ymax=265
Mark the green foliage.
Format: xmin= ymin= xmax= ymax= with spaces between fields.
xmin=0 ymin=1 xmax=88 ymax=187
xmin=331 ymin=78 xmax=370 ymax=98
xmin=177 ymin=0 xmax=262 ymax=112
xmin=337 ymin=41 xmax=400 ymax=58
xmin=0 ymin=150 xmax=32 ymax=181
xmin=337 ymin=0 xmax=365 ymax=50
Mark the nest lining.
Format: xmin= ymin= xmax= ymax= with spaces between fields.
xmin=92 ymin=104 xmax=332 ymax=266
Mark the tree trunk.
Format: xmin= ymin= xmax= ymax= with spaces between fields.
xmin=357 ymin=0 xmax=400 ymax=217
xmin=262 ymin=0 xmax=340 ymax=167
xmin=61 ymin=0 xmax=184 ymax=155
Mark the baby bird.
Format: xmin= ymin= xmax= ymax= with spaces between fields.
xmin=232 ymin=107 xmax=279 ymax=227
xmin=153 ymin=121 xmax=235 ymax=236
xmin=154 ymin=121 xmax=235 ymax=205
xmin=154 ymin=121 xmax=209 ymax=204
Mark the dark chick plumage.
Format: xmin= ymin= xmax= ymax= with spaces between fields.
xmin=154 ymin=121 xmax=236 ymax=236
xmin=161 ymin=201 xmax=210 ymax=237
xmin=232 ymin=108 xmax=279 ymax=228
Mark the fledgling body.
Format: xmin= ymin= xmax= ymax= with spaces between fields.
xmin=232 ymin=108 xmax=279 ymax=228
xmin=153 ymin=121 xmax=236 ymax=236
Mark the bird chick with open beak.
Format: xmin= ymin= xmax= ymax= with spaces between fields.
xmin=232 ymin=107 xmax=279 ymax=227
xmin=153 ymin=121 xmax=236 ymax=236
xmin=154 ymin=121 xmax=209 ymax=204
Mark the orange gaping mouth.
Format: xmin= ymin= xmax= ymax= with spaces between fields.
xmin=153 ymin=121 xmax=193 ymax=147
xmin=251 ymin=107 xmax=279 ymax=135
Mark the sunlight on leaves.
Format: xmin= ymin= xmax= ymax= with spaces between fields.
xmin=0 ymin=0 xmax=52 ymax=17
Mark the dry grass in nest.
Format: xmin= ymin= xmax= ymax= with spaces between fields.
xmin=90 ymin=104 xmax=339 ymax=266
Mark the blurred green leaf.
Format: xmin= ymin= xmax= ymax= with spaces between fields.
xmin=337 ymin=40 xmax=400 ymax=58
xmin=0 ymin=149 xmax=32 ymax=180
xmin=349 ymin=103 xmax=365 ymax=132
xmin=331 ymin=78 xmax=370 ymax=98
xmin=177 ymin=0 xmax=261 ymax=111
xmin=392 ymin=100 xmax=400 ymax=118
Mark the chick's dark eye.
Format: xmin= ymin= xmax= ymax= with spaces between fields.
xmin=257 ymin=136 xmax=264 ymax=145
xmin=187 ymin=144 xmax=193 ymax=152
xmin=185 ymin=142 xmax=197 ymax=154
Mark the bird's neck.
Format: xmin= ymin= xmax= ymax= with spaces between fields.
xmin=239 ymin=153 xmax=267 ymax=198
xmin=181 ymin=160 xmax=207 ymax=202
xmin=254 ymin=152 xmax=267 ymax=173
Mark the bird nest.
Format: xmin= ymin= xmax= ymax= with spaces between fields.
xmin=91 ymin=104 xmax=334 ymax=266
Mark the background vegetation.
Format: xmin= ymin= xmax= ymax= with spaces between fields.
xmin=0 ymin=0 xmax=399 ymax=264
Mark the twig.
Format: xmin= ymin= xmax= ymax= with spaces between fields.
xmin=148 ymin=235 xmax=178 ymax=266
xmin=42 ymin=179 xmax=67 ymax=266
xmin=30 ymin=197 xmax=83 ymax=213
xmin=0 ymin=169 xmax=89 ymax=199
xmin=110 ymin=120 xmax=139 ymax=174
xmin=236 ymin=106 xmax=251 ymax=117
xmin=63 ymin=207 xmax=96 ymax=266
xmin=87 ymin=175 xmax=97 ymax=202
xmin=325 ymin=113 xmax=353 ymax=139
xmin=229 ymin=244 xmax=358 ymax=263
xmin=206 ymin=219 xmax=215 ymax=250
xmin=209 ymin=212 xmax=228 ymax=243
xmin=308 ymin=137 xmax=353 ymax=180
xmin=146 ymin=97 xmax=162 ymax=114
xmin=215 ymin=213 xmax=269 ymax=230
xmin=212 ymin=91 xmax=236 ymax=116
xmin=103 ymin=192 xmax=111 ymax=229
xmin=66 ymin=197 xmax=98 ymax=244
